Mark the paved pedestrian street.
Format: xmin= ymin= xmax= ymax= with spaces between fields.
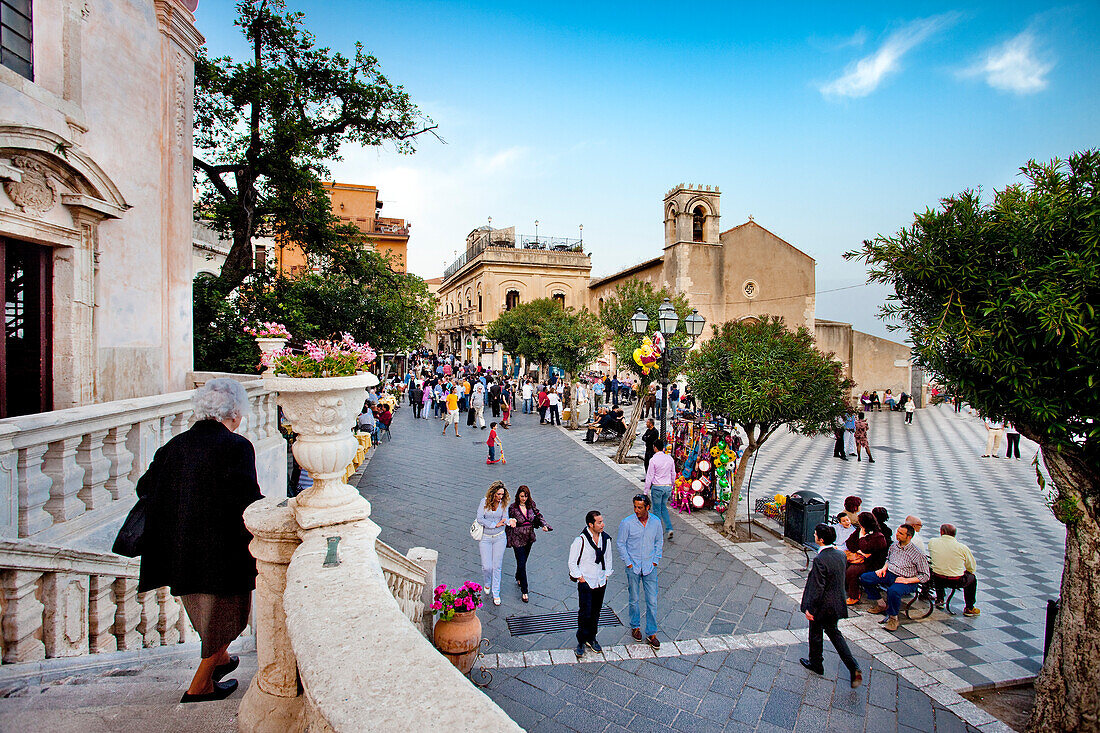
xmin=356 ymin=401 xmax=1051 ymax=732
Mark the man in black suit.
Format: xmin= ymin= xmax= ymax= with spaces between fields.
xmin=800 ymin=523 xmax=863 ymax=688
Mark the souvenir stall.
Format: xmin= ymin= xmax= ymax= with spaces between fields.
xmin=668 ymin=414 xmax=744 ymax=515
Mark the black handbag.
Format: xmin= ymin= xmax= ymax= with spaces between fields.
xmin=112 ymin=497 xmax=147 ymax=557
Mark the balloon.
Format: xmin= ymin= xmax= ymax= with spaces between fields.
xmin=718 ymin=441 xmax=727 ymax=451
xmin=710 ymin=446 xmax=719 ymax=457
xmin=718 ymin=477 xmax=728 ymax=488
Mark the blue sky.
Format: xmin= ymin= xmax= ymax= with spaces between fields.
xmin=194 ymin=1 xmax=1100 ymax=339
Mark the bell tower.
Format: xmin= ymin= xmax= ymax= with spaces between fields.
xmin=663 ymin=184 xmax=721 ymax=249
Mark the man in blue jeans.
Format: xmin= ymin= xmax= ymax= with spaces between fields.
xmin=643 ymin=439 xmax=676 ymax=541
xmin=859 ymin=524 xmax=930 ymax=632
xmin=617 ymin=494 xmax=664 ymax=649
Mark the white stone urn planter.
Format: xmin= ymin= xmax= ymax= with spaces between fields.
xmin=266 ymin=372 xmax=379 ymax=529
xmin=255 ymin=337 xmax=288 ymax=375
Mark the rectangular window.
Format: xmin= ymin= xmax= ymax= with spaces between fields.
xmin=1 ymin=0 xmax=33 ymax=81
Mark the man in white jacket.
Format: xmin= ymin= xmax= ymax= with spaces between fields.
xmin=568 ymin=511 xmax=613 ymax=658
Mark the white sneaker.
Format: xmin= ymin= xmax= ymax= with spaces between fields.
xmin=493 ymin=597 xmax=501 ymax=606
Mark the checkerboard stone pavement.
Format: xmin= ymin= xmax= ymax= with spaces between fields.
xmin=356 ymin=402 xmax=1040 ymax=731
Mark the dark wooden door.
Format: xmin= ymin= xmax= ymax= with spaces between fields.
xmin=1 ymin=238 xmax=52 ymax=417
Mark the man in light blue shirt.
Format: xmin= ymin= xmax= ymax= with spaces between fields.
xmin=617 ymin=494 xmax=664 ymax=648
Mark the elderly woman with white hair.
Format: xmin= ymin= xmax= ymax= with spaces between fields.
xmin=135 ymin=377 xmax=263 ymax=703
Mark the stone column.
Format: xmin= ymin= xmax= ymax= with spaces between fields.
xmin=407 ymin=547 xmax=438 ymax=638
xmin=238 ymin=496 xmax=304 ymax=731
xmin=112 ymin=577 xmax=141 ymax=651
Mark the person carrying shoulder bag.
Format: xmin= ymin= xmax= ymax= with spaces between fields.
xmin=568 ymin=510 xmax=613 ymax=659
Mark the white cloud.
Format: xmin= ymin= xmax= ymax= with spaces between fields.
xmin=820 ymin=14 xmax=957 ymax=98
xmin=964 ymin=31 xmax=1053 ymax=93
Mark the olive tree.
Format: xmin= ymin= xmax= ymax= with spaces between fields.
xmin=846 ymin=151 xmax=1100 ymax=733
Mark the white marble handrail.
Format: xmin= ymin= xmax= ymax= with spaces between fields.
xmin=0 ymin=539 xmax=189 ymax=664
xmin=0 ymin=374 xmax=281 ymax=542
xmin=282 ymin=522 xmax=520 ymax=732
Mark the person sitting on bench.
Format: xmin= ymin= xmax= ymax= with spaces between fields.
xmin=928 ymin=523 xmax=980 ymax=617
xmin=584 ymin=407 xmax=609 ymax=443
xmin=859 ymin=524 xmax=930 ymax=632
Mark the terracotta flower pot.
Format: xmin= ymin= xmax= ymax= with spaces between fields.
xmin=433 ymin=609 xmax=483 ymax=675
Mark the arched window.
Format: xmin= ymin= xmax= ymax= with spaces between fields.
xmin=505 ymin=290 xmax=520 ymax=310
xmin=477 ymin=284 xmax=483 ymax=313
xmin=598 ymin=297 xmax=604 ymax=312
xmin=693 ymin=206 xmax=706 ymax=242
xmin=552 ymin=292 xmax=565 ymax=308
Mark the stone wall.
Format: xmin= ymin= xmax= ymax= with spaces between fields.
xmin=0 ymin=0 xmax=203 ymax=408
xmin=815 ymin=320 xmax=911 ymax=398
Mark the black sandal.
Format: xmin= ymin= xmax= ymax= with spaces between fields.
xmin=180 ymin=679 xmax=238 ymax=704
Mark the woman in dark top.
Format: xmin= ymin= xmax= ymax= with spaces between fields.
xmin=505 ymin=485 xmax=552 ymax=603
xmin=844 ymin=511 xmax=888 ymax=603
xmin=137 ymin=378 xmax=263 ymax=703
xmin=641 ymin=419 xmax=660 ymax=471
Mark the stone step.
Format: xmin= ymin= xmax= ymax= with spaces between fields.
xmin=0 ymin=644 xmax=257 ymax=733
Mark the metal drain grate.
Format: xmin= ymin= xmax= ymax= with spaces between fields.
xmin=506 ymin=607 xmax=622 ymax=636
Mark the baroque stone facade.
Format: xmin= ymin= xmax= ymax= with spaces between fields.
xmin=0 ymin=0 xmax=203 ymax=415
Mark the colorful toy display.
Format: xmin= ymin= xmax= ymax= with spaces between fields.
xmin=667 ymin=415 xmax=743 ymax=513
xmin=633 ymin=336 xmax=662 ymax=375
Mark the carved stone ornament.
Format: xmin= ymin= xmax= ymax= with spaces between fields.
xmin=3 ymin=157 xmax=58 ymax=215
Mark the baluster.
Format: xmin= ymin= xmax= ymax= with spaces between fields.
xmin=156 ymin=587 xmax=180 ymax=645
xmin=76 ymin=429 xmax=111 ymax=510
xmin=262 ymin=392 xmax=277 ymax=440
xmin=43 ymin=437 xmax=86 ymax=523
xmin=102 ymin=424 xmax=134 ymax=501
xmin=112 ymin=577 xmax=141 ymax=650
xmin=127 ymin=419 xmax=159 ymax=482
xmin=175 ymin=596 xmax=190 ymax=642
xmin=0 ymin=436 xmax=18 ymax=538
xmin=136 ymin=590 xmax=159 ymax=647
xmin=41 ymin=572 xmax=89 ymax=658
xmin=170 ymin=410 xmax=191 ymax=438
xmin=88 ymin=575 xmax=117 ymax=653
xmin=0 ymin=569 xmax=45 ymax=662
xmin=16 ymin=445 xmax=53 ymax=536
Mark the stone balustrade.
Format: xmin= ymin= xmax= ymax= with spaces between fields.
xmin=239 ymin=497 xmax=519 ymax=732
xmin=0 ymin=539 xmax=191 ymax=663
xmin=0 ymin=374 xmax=286 ymax=544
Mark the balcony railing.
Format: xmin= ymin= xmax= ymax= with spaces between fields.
xmin=443 ymin=233 xmax=585 ymax=281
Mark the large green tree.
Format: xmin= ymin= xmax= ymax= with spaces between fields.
xmin=598 ymin=280 xmax=692 ymax=463
xmin=193 ymin=0 xmax=436 ymax=294
xmin=540 ymin=309 xmax=607 ymax=428
xmin=485 ymin=299 xmax=560 ymax=378
xmin=195 ymin=261 xmax=436 ymax=373
xmin=685 ymin=318 xmax=853 ymax=533
xmin=846 ymin=151 xmax=1100 ymax=733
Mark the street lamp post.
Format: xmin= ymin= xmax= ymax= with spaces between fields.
xmin=631 ymin=299 xmax=705 ymax=444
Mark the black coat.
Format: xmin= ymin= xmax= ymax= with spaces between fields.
xmin=137 ymin=420 xmax=263 ymax=595
xmin=800 ymin=546 xmax=849 ymax=622
xmin=642 ymin=427 xmax=660 ymax=457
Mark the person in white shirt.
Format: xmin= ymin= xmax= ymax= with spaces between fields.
xmin=834 ymin=513 xmax=857 ymax=548
xmin=568 ymin=511 xmax=613 ymax=658
xmin=547 ymin=389 xmax=561 ymax=425
xmin=521 ymin=381 xmax=533 ymax=414
xmin=981 ymin=418 xmax=1005 ymax=457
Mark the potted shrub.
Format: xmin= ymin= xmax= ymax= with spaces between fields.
xmin=431 ymin=582 xmax=484 ymax=674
